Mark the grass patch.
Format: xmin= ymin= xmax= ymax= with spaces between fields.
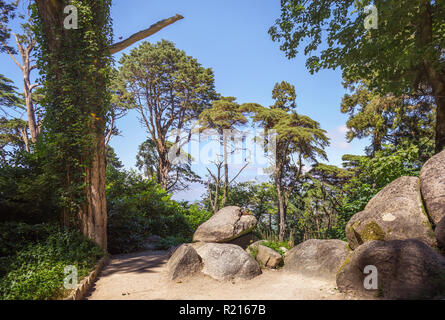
xmin=249 ymin=246 xmax=258 ymax=260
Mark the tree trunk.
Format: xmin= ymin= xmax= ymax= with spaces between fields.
xmin=275 ymin=179 xmax=286 ymax=242
xmin=4 ymin=33 xmax=40 ymax=145
xmin=213 ymin=179 xmax=220 ymax=214
xmin=35 ymin=0 xmax=108 ymax=250
xmin=213 ymin=164 xmax=221 ymax=214
xmin=207 ymin=162 xmax=222 ymax=214
xmin=273 ymin=157 xmax=287 ymax=241
xmin=157 ymin=144 xmax=170 ymax=190
xmin=160 ymin=160 xmax=170 ymax=190
xmin=222 ymin=134 xmax=229 ymax=207
xmin=79 ymin=132 xmax=107 ymax=249
xmin=430 ymin=80 xmax=445 ymax=153
xmin=23 ymin=75 xmax=39 ymax=143
xmin=371 ymin=131 xmax=382 ymax=156
xmin=418 ymin=1 xmax=445 ymax=153
xmin=315 ymin=208 xmax=321 ymax=238
xmin=18 ymin=126 xmax=30 ymax=152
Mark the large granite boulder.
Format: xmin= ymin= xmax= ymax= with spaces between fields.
xmin=166 ymin=244 xmax=202 ymax=280
xmin=284 ymin=239 xmax=350 ymax=280
xmin=193 ymin=206 xmax=257 ymax=243
xmin=346 ymin=176 xmax=436 ymax=249
xmin=435 ymin=217 xmax=445 ymax=248
xmin=420 ymin=149 xmax=445 ymax=226
xmin=194 ymin=243 xmax=261 ymax=281
xmin=336 ymin=239 xmax=445 ymax=299
xmin=256 ymin=245 xmax=282 ymax=269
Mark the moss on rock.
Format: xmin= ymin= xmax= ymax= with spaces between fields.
xmin=361 ymin=221 xmax=385 ymax=242
xmin=336 ymin=254 xmax=352 ymax=276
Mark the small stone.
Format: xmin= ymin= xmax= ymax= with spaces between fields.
xmin=256 ymin=245 xmax=282 ymax=268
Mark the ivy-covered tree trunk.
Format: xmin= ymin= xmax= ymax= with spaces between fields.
xmin=34 ymin=1 xmax=183 ymax=250
xmin=34 ymin=0 xmax=112 ymax=250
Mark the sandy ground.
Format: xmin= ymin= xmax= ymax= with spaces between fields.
xmin=85 ymin=250 xmax=350 ymax=300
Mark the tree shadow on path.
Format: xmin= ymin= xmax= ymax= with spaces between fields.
xmin=83 ymin=250 xmax=169 ymax=299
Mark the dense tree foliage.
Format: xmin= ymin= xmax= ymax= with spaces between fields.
xmin=341 ymin=80 xmax=435 ymax=158
xmin=0 ymin=0 xmax=16 ymax=54
xmin=0 ymin=74 xmax=27 ymax=157
xmin=270 ymin=0 xmax=445 ymax=153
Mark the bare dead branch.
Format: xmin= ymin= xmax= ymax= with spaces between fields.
xmin=228 ymin=162 xmax=250 ymax=186
xmin=206 ymin=167 xmax=217 ymax=182
xmin=29 ymin=83 xmax=41 ymax=92
xmin=110 ymin=14 xmax=184 ymax=54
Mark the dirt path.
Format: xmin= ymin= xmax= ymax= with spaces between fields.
xmin=85 ymin=250 xmax=349 ymax=300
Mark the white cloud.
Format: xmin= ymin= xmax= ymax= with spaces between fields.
xmin=327 ymin=125 xmax=351 ymax=150
xmin=337 ymin=125 xmax=349 ymax=134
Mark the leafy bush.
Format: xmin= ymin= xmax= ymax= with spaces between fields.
xmin=106 ymin=167 xmax=211 ymax=254
xmin=182 ymin=203 xmax=212 ymax=231
xmin=0 ymin=222 xmax=104 ymax=300
xmin=0 ymin=152 xmax=60 ymax=224
xmin=155 ymin=235 xmax=186 ymax=250
xmin=249 ymin=246 xmax=258 ymax=260
xmin=0 ymin=222 xmax=59 ymax=258
xmin=262 ymin=240 xmax=291 ymax=257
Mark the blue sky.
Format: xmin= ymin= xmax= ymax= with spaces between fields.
xmin=1 ymin=0 xmax=369 ymax=201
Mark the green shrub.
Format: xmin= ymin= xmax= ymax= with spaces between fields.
xmin=182 ymin=203 xmax=212 ymax=231
xmin=262 ymin=240 xmax=291 ymax=257
xmin=249 ymin=247 xmax=258 ymax=260
xmin=155 ymin=235 xmax=186 ymax=250
xmin=0 ymin=222 xmax=59 ymax=258
xmin=0 ymin=152 xmax=60 ymax=224
xmin=107 ymin=201 xmax=150 ymax=254
xmin=106 ymin=167 xmax=211 ymax=254
xmin=0 ymin=222 xmax=104 ymax=300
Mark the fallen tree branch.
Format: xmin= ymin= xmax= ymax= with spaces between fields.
xmin=110 ymin=14 xmax=184 ymax=54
